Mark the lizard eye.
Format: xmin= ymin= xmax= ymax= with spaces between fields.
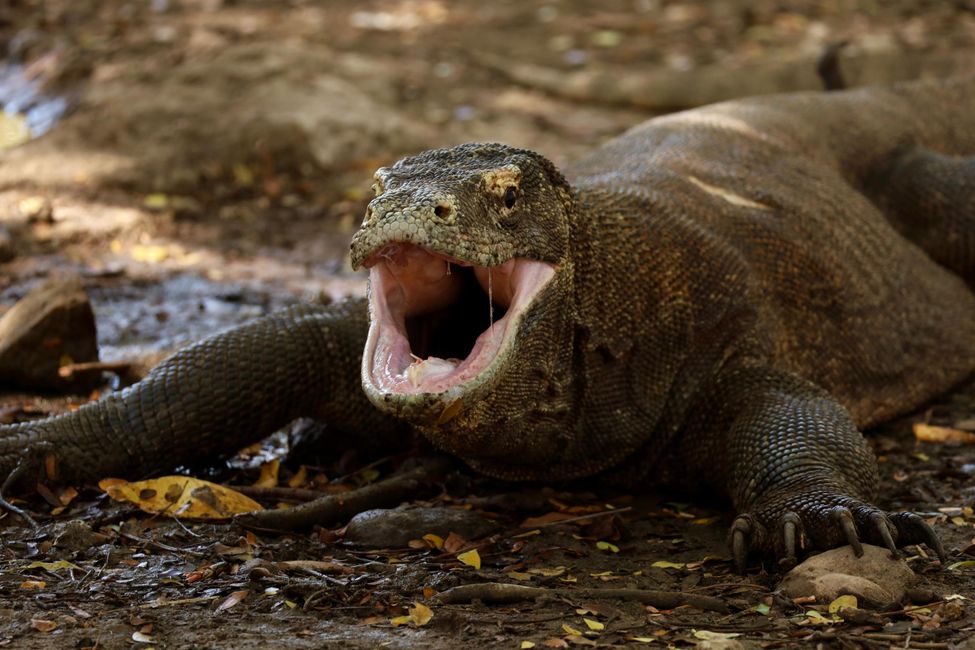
xmin=503 ymin=186 xmax=517 ymax=209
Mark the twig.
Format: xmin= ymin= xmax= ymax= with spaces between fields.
xmin=117 ymin=531 xmax=205 ymax=557
xmin=524 ymin=506 xmax=633 ymax=530
xmin=235 ymin=457 xmax=452 ymax=532
xmin=230 ymin=485 xmax=326 ymax=503
xmin=435 ymin=582 xmax=730 ymax=613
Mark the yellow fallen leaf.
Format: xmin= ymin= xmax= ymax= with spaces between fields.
xmin=131 ymin=244 xmax=170 ymax=264
xmin=27 ymin=560 xmax=83 ymax=572
xmin=583 ymin=618 xmax=604 ymax=631
xmin=143 ymin=193 xmax=169 ymax=210
xmin=409 ymin=602 xmax=434 ymax=627
xmin=390 ymin=615 xmax=411 ymax=627
xmin=693 ymin=630 xmax=741 ymax=640
xmin=595 ymin=541 xmax=619 ymax=553
xmin=457 ymin=549 xmax=481 ymax=569
xmin=253 ymin=460 xmax=280 ymax=488
xmin=100 ymin=476 xmax=262 ymax=519
xmin=651 ymin=561 xmax=684 ymax=569
xmin=422 ymin=533 xmax=445 ymax=550
xmin=0 ymin=112 xmax=31 ymax=150
xmin=562 ymin=624 xmax=582 ymax=636
xmin=913 ymin=423 xmax=975 ymax=444
xmin=521 ymin=642 xmax=536 ymax=649
xmin=829 ymin=595 xmax=857 ymax=614
xmin=20 ymin=580 xmax=46 ymax=589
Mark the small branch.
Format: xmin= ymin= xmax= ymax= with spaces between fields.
xmin=234 ymin=456 xmax=452 ymax=532
xmin=524 ymin=506 xmax=632 ymax=530
xmin=230 ymin=485 xmax=326 ymax=503
xmin=435 ymin=582 xmax=730 ymax=614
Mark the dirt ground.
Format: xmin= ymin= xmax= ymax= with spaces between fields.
xmin=2 ymin=1 xmax=975 ymax=648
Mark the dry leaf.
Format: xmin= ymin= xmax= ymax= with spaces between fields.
xmin=20 ymin=580 xmax=46 ymax=589
xmin=409 ymin=602 xmax=434 ymax=627
xmin=31 ymin=619 xmax=57 ymax=632
xmin=582 ymin=618 xmax=604 ymax=631
xmin=457 ymin=549 xmax=481 ymax=569
xmin=216 ymin=590 xmax=250 ymax=612
xmin=422 ymin=533 xmax=445 ymax=550
xmin=27 ymin=560 xmax=83 ymax=572
xmin=828 ymin=595 xmax=858 ymax=613
xmin=913 ymin=423 xmax=975 ymax=444
xmin=254 ymin=460 xmax=280 ymax=488
xmin=651 ymin=561 xmax=684 ymax=569
xmin=100 ymin=476 xmax=262 ymax=519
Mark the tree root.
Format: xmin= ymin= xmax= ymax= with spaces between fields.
xmin=234 ymin=456 xmax=453 ymax=532
xmin=435 ymin=582 xmax=731 ymax=613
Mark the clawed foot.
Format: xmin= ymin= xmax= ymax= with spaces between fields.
xmin=729 ymin=491 xmax=945 ymax=573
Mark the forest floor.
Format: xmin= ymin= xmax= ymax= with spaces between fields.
xmin=2 ymin=1 xmax=975 ymax=647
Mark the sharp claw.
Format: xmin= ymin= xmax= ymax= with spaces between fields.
xmin=780 ymin=512 xmax=800 ymax=570
xmin=869 ymin=512 xmax=898 ymax=558
xmin=835 ymin=507 xmax=863 ymax=557
xmin=893 ymin=512 xmax=948 ymax=564
xmin=782 ymin=512 xmax=799 ymax=563
xmin=913 ymin=514 xmax=947 ymax=563
xmin=731 ymin=516 xmax=751 ymax=574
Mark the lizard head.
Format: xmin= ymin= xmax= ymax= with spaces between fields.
xmin=350 ymin=143 xmax=574 ymax=448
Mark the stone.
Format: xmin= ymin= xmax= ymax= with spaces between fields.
xmin=344 ymin=506 xmax=498 ymax=548
xmin=779 ymin=544 xmax=916 ymax=608
xmin=0 ymin=274 xmax=100 ymax=391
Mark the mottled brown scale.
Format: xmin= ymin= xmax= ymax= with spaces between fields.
xmin=2 ymin=77 xmax=974 ymax=568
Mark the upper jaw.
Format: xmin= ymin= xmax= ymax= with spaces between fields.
xmin=359 ymin=242 xmax=557 ymax=423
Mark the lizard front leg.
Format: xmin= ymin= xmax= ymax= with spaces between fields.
xmin=0 ymin=298 xmax=404 ymax=486
xmin=687 ymin=367 xmax=944 ymax=572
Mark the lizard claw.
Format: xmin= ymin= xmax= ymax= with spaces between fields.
xmin=731 ymin=515 xmax=755 ymax=573
xmin=888 ymin=512 xmax=947 ymax=563
xmin=779 ymin=512 xmax=802 ymax=570
xmin=869 ymin=511 xmax=899 ymax=558
xmin=834 ymin=506 xmax=863 ymax=557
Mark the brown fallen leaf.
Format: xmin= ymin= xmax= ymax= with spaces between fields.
xmin=216 ymin=590 xmax=250 ymax=612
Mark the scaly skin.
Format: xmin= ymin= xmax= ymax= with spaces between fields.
xmin=3 ymin=76 xmax=975 ymax=568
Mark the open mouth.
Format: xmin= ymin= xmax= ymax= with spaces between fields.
xmin=362 ymin=243 xmax=556 ymax=396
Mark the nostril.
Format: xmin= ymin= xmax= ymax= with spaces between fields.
xmin=434 ymin=204 xmax=452 ymax=218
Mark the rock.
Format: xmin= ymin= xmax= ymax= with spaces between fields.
xmin=779 ymin=544 xmax=915 ymax=608
xmin=0 ymin=275 xmax=100 ymax=391
xmin=344 ymin=506 xmax=498 ymax=548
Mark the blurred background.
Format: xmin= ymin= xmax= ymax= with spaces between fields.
xmin=0 ymin=0 xmax=972 ymax=374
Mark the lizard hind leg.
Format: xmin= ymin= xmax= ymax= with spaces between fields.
xmin=867 ymin=145 xmax=975 ymax=285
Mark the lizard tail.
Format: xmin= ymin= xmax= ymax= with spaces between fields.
xmin=0 ymin=299 xmax=390 ymax=485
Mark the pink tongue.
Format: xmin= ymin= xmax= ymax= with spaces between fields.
xmin=473 ymin=259 xmax=516 ymax=308
xmin=381 ymin=244 xmax=465 ymax=317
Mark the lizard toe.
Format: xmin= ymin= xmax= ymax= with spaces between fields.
xmin=887 ymin=512 xmax=946 ymax=563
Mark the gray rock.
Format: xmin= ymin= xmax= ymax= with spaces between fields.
xmin=344 ymin=506 xmax=498 ymax=548
xmin=779 ymin=544 xmax=915 ymax=608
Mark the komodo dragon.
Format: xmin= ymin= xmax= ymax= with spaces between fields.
xmin=2 ymin=77 xmax=974 ymax=570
